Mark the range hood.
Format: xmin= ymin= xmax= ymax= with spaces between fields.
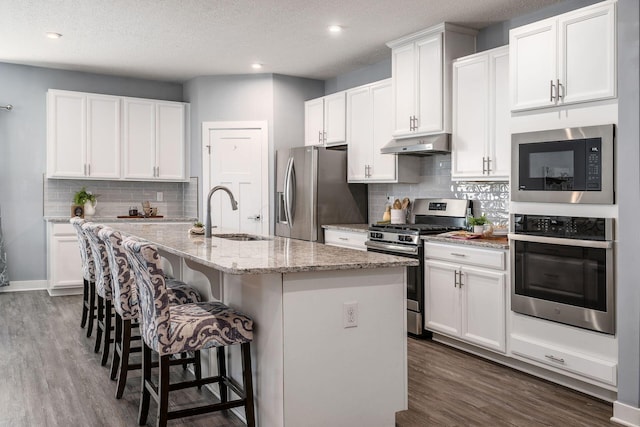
xmin=380 ymin=133 xmax=451 ymax=156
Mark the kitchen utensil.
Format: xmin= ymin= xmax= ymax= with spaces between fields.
xmin=401 ymin=197 xmax=410 ymax=210
xmin=393 ymin=199 xmax=402 ymax=209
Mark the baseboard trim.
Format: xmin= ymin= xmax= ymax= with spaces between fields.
xmin=612 ymin=401 xmax=640 ymax=426
xmin=0 ymin=280 xmax=47 ymax=293
xmin=47 ymin=287 xmax=83 ymax=296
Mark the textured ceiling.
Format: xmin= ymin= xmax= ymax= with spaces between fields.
xmin=0 ymin=0 xmax=562 ymax=83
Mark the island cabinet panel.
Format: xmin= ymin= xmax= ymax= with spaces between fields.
xmin=47 ymin=223 xmax=83 ymax=296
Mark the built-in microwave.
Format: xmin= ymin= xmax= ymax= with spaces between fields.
xmin=511 ymin=124 xmax=615 ymax=204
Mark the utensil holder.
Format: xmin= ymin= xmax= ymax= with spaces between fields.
xmin=390 ymin=209 xmax=406 ymax=224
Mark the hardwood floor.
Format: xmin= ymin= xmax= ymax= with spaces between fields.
xmin=1 ymin=291 xmax=614 ymax=426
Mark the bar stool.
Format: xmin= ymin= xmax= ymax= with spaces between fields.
xmin=70 ymin=217 xmax=97 ymax=338
xmin=122 ymin=236 xmax=255 ymax=427
xmin=99 ymin=226 xmax=203 ymax=399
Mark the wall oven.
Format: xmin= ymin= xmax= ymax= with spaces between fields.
xmin=509 ymin=214 xmax=614 ymax=334
xmin=511 ymin=124 xmax=615 ymax=204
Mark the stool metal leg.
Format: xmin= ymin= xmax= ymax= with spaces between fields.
xmin=81 ymin=278 xmax=90 ymax=328
xmin=115 ymin=318 xmax=132 ymax=399
xmin=157 ymin=355 xmax=171 ymax=427
xmin=86 ymin=281 xmax=96 ymax=337
xmin=101 ymin=299 xmax=113 ymax=366
xmin=94 ymin=295 xmax=104 ymax=353
xmin=216 ymin=347 xmax=228 ymax=403
xmin=241 ymin=343 xmax=256 ymax=427
xmin=110 ymin=313 xmax=122 ymax=380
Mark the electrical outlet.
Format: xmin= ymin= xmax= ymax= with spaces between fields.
xmin=386 ymin=195 xmax=395 ymax=204
xmin=343 ymin=302 xmax=358 ymax=328
xmin=156 ymin=192 xmax=163 ymax=202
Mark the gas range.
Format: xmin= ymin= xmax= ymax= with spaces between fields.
xmin=368 ymin=223 xmax=464 ymax=246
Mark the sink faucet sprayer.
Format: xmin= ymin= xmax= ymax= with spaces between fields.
xmin=205 ymin=185 xmax=238 ymax=237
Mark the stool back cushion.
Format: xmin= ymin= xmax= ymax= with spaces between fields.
xmin=82 ymin=223 xmax=112 ymax=298
xmin=122 ymin=237 xmax=170 ymax=352
xmin=70 ymin=217 xmax=95 ymax=281
xmin=99 ymin=227 xmax=139 ymax=319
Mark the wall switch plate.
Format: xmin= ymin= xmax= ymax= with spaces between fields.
xmin=343 ymin=302 xmax=358 ymax=328
xmin=156 ymin=192 xmax=163 ymax=202
xmin=386 ymin=195 xmax=395 ymax=204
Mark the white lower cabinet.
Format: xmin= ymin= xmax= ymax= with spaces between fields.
xmin=47 ymin=223 xmax=83 ymax=295
xmin=424 ymin=242 xmax=507 ymax=353
xmin=323 ymin=229 xmax=367 ymax=251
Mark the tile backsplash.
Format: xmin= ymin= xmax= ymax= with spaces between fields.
xmin=368 ymin=154 xmax=509 ymax=226
xmin=44 ymin=177 xmax=198 ymax=218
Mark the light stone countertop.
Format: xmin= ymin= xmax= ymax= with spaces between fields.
xmin=111 ymin=222 xmax=418 ymax=275
xmin=44 ymin=216 xmax=197 ymax=224
xmin=321 ymin=224 xmax=369 ymax=233
xmin=423 ymin=233 xmax=509 ymax=250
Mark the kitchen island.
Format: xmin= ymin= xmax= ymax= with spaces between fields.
xmin=112 ymin=222 xmax=416 ymax=427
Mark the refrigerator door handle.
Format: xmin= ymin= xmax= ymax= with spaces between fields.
xmin=284 ymin=157 xmax=295 ymax=226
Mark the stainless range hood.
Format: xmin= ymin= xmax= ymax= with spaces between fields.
xmin=380 ymin=133 xmax=451 ymax=155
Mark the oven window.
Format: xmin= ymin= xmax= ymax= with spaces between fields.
xmin=514 ymin=241 xmax=606 ymax=311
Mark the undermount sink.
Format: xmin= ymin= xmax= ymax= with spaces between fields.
xmin=213 ymin=233 xmax=271 ymax=242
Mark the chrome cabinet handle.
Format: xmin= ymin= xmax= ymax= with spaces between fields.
xmin=557 ymin=79 xmax=564 ymax=101
xmin=318 ymin=130 xmax=322 ymax=144
xmin=453 ymin=270 xmax=458 ymax=287
xmin=545 ymin=354 xmax=565 ymax=364
xmin=450 ymin=252 xmax=466 ymax=257
xmin=409 ymin=116 xmax=413 ymax=131
xmin=323 ymin=131 xmax=327 ymax=144
xmin=482 ymin=157 xmax=486 ymax=174
xmin=458 ymin=270 xmax=464 ymax=287
xmin=338 ymin=237 xmax=349 ymax=241
xmin=550 ymin=80 xmax=556 ymax=102
xmin=485 ymin=157 xmax=491 ymax=174
xmin=413 ymin=116 xmax=418 ymax=130
xmin=247 ymin=215 xmax=261 ymax=221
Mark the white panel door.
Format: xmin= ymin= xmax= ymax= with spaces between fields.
xmin=559 ymin=3 xmax=616 ymax=105
xmin=209 ymin=128 xmax=264 ymax=235
xmin=488 ymin=48 xmax=511 ymax=179
xmin=391 ymin=43 xmax=416 ymax=137
xmin=510 ymin=17 xmax=558 ymax=111
xmin=47 ymin=91 xmax=86 ymax=178
xmin=323 ymin=91 xmax=346 ymax=146
xmin=452 ymin=55 xmax=488 ymax=179
xmin=346 ymin=86 xmax=371 ymax=182
xmin=460 ymin=266 xmax=506 ymax=352
xmin=416 ymin=33 xmax=444 ymax=133
xmin=155 ymin=102 xmax=186 ymax=180
xmin=370 ymin=81 xmax=396 ymax=181
xmin=304 ymin=98 xmax=324 ymax=146
xmin=424 ymin=260 xmax=460 ymax=336
xmin=123 ymin=99 xmax=156 ymax=179
xmin=86 ymin=94 xmax=120 ymax=179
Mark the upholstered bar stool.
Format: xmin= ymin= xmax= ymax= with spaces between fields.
xmin=70 ymin=217 xmax=97 ymax=338
xmin=99 ymin=226 xmax=203 ymax=399
xmin=122 ymin=237 xmax=255 ymax=427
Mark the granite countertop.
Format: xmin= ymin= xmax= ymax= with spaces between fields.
xmin=112 ymin=223 xmax=417 ymax=275
xmin=423 ymin=232 xmax=509 ymax=250
xmin=321 ymin=224 xmax=369 ymax=233
xmin=45 ymin=216 xmax=197 ymax=223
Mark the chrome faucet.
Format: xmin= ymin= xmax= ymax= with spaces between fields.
xmin=205 ymin=185 xmax=238 ymax=237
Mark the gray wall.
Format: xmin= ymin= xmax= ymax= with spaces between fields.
xmin=324 ymin=57 xmax=391 ymax=95
xmin=616 ymin=0 xmax=640 ymax=410
xmin=0 ymin=62 xmax=182 ymax=283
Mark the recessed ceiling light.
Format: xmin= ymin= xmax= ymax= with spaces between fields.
xmin=46 ymin=32 xmax=63 ymax=39
xmin=328 ymin=25 xmax=342 ymax=34
xmin=251 ymin=63 xmax=263 ymax=70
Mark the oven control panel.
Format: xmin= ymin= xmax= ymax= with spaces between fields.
xmin=368 ymin=230 xmax=420 ymax=246
xmin=513 ymin=214 xmax=612 ymax=241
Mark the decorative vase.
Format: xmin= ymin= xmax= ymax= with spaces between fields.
xmin=473 ymin=225 xmax=484 ymax=235
xmin=84 ymin=200 xmax=97 ymax=219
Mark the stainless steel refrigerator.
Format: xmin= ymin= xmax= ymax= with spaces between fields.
xmin=275 ymin=146 xmax=368 ymax=242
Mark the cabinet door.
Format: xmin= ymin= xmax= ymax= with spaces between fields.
xmin=460 ymin=266 xmax=506 ymax=353
xmin=424 ymin=260 xmax=460 ymax=336
xmin=123 ymin=99 xmax=156 ymax=179
xmin=156 ymin=102 xmax=186 ymax=180
xmin=452 ymin=55 xmax=488 ymax=179
xmin=558 ymin=2 xmax=616 ymax=105
xmin=86 ymin=94 xmax=120 ymax=179
xmin=47 ymin=91 xmax=86 ymax=178
xmin=509 ymin=17 xmax=558 ymax=111
xmin=487 ymin=48 xmax=510 ymax=179
xmin=369 ymin=81 xmax=397 ymax=181
xmin=49 ymin=225 xmax=83 ymax=290
xmin=416 ymin=33 xmax=444 ymax=134
xmin=346 ymin=86 xmax=371 ymax=182
xmin=304 ymin=98 xmax=324 ymax=146
xmin=391 ymin=43 xmax=416 ymax=137
xmin=323 ymin=92 xmax=346 ymax=146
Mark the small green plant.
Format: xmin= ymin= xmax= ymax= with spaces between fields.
xmin=468 ymin=215 xmax=489 ymax=226
xmin=73 ymin=187 xmax=97 ymax=205
xmin=193 ymin=221 xmax=204 ymax=228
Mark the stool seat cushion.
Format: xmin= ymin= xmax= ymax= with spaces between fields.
xmin=166 ymin=279 xmax=202 ymax=305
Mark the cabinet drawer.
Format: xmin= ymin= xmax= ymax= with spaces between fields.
xmin=424 ymin=242 xmax=505 ymax=270
xmin=52 ymin=223 xmax=75 ymax=236
xmin=324 ymin=229 xmax=367 ymax=251
xmin=511 ymin=334 xmax=617 ymax=386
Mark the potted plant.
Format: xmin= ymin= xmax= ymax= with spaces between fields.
xmin=190 ymin=221 xmax=205 ymax=235
xmin=468 ymin=215 xmax=489 ymax=234
xmin=73 ymin=187 xmax=98 ymax=218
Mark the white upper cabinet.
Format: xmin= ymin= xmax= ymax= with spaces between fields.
xmin=47 ymin=90 xmax=120 ymax=179
xmin=123 ymin=98 xmax=188 ymax=181
xmin=509 ymin=0 xmax=616 ymax=111
xmin=346 ymin=79 xmax=419 ymax=183
xmin=387 ymin=23 xmax=477 ymax=139
xmin=304 ymin=91 xmax=346 ymax=146
xmin=452 ymin=46 xmax=510 ymax=181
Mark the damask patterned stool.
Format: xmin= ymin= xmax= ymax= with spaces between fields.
xmin=70 ymin=217 xmax=97 ymax=338
xmin=99 ymin=226 xmax=203 ymax=399
xmin=123 ymin=237 xmax=255 ymax=427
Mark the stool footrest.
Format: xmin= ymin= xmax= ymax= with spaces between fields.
xmin=167 ymin=399 xmax=247 ymax=421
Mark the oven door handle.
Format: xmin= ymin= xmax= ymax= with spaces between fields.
xmin=508 ymin=233 xmax=613 ymax=249
xmin=365 ymin=241 xmax=420 ymax=256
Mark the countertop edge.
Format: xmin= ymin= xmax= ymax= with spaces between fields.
xmin=45 ymin=216 xmax=197 ymax=223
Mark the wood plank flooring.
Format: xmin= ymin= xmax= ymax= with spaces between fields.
xmin=1 ymin=291 xmax=614 ymax=426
